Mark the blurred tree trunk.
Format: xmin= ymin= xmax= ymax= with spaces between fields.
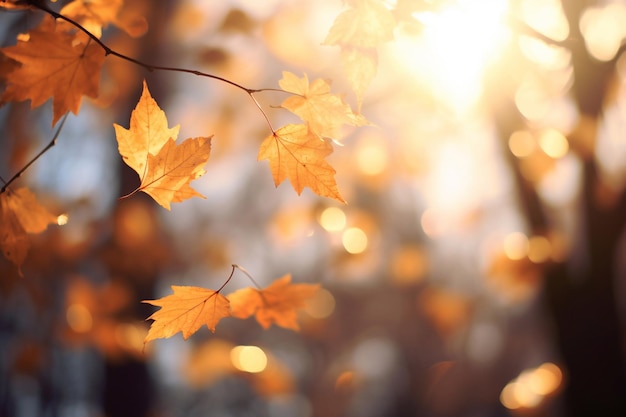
xmin=492 ymin=1 xmax=626 ymax=415
xmin=100 ymin=2 xmax=177 ymax=416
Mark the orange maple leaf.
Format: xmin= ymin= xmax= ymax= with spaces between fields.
xmin=143 ymin=286 xmax=231 ymax=342
xmin=114 ymin=81 xmax=212 ymax=210
xmin=0 ymin=16 xmax=106 ymax=126
xmin=279 ymin=71 xmax=368 ymax=138
xmin=0 ymin=187 xmax=58 ymax=273
xmin=258 ymin=123 xmax=344 ymax=203
xmin=227 ymin=274 xmax=320 ymax=331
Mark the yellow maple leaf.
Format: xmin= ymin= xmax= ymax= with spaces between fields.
xmin=0 ymin=16 xmax=106 ymax=126
xmin=227 ymin=275 xmax=320 ymax=331
xmin=143 ymin=286 xmax=231 ymax=342
xmin=0 ymin=187 xmax=58 ymax=273
xmin=60 ymin=0 xmax=148 ymax=39
xmin=339 ymin=47 xmax=378 ymax=111
xmin=279 ymin=71 xmax=368 ymax=138
xmin=258 ymin=123 xmax=345 ymax=203
xmin=114 ymin=81 xmax=212 ymax=210
xmin=323 ymin=0 xmax=394 ymax=108
xmin=323 ymin=0 xmax=395 ymax=48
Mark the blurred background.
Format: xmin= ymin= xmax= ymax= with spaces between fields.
xmin=2 ymin=0 xmax=626 ymax=416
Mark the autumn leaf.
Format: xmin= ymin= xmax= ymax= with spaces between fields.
xmin=323 ymin=0 xmax=395 ymax=48
xmin=143 ymin=286 xmax=231 ymax=342
xmin=0 ymin=16 xmax=106 ymax=126
xmin=258 ymin=123 xmax=345 ymax=203
xmin=227 ymin=275 xmax=320 ymax=331
xmin=279 ymin=71 xmax=368 ymax=138
xmin=339 ymin=47 xmax=378 ymax=111
xmin=0 ymin=187 xmax=58 ymax=273
xmin=114 ymin=81 xmax=212 ymax=210
xmin=323 ymin=0 xmax=395 ymax=108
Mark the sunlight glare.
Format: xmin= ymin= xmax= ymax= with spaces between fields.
xmin=396 ymin=0 xmax=510 ymax=112
xmin=57 ymin=213 xmax=69 ymax=226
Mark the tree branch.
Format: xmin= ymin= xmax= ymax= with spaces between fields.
xmin=1 ymin=112 xmax=69 ymax=193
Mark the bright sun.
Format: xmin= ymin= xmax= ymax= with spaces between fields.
xmin=390 ymin=0 xmax=511 ymax=113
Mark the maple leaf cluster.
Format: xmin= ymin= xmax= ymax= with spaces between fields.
xmin=143 ymin=274 xmax=319 ymax=344
xmin=259 ymin=72 xmax=369 ymax=203
xmin=114 ymin=81 xmax=212 ymax=210
xmin=0 ymin=0 xmax=388 ymax=345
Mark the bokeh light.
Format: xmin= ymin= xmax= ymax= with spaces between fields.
xmin=66 ymin=304 xmax=93 ymax=333
xmin=304 ymin=288 xmax=336 ymax=319
xmin=231 ymin=345 xmax=268 ymax=373
xmin=501 ymin=362 xmax=563 ymax=410
xmin=342 ymin=227 xmax=368 ymax=254
xmin=503 ymin=232 xmax=529 ymax=260
xmin=319 ymin=207 xmax=346 ymax=232
xmin=509 ymin=130 xmax=536 ymax=158
xmin=538 ymin=128 xmax=569 ymax=159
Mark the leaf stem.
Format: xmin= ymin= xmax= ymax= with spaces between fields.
xmin=216 ymin=265 xmax=237 ymax=293
xmin=1 ymin=112 xmax=69 ymax=194
xmin=232 ymin=264 xmax=263 ymax=290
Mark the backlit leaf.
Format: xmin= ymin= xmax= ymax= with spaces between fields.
xmin=227 ymin=274 xmax=320 ymax=331
xmin=258 ymin=123 xmax=345 ymax=203
xmin=339 ymin=47 xmax=377 ymax=110
xmin=0 ymin=16 xmax=105 ymax=126
xmin=143 ymin=286 xmax=231 ymax=342
xmin=279 ymin=71 xmax=368 ymax=138
xmin=323 ymin=0 xmax=394 ymax=107
xmin=114 ymin=81 xmax=212 ymax=210
xmin=323 ymin=0 xmax=395 ymax=48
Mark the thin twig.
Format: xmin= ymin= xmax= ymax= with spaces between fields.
xmin=28 ymin=1 xmax=258 ymax=95
xmin=1 ymin=112 xmax=69 ymax=193
xmin=26 ymin=0 xmax=295 ymax=135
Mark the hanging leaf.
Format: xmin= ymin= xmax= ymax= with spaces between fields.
xmin=227 ymin=274 xmax=319 ymax=331
xmin=0 ymin=16 xmax=105 ymax=126
xmin=114 ymin=80 xmax=212 ymax=210
xmin=143 ymin=286 xmax=231 ymax=342
xmin=258 ymin=123 xmax=345 ymax=203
